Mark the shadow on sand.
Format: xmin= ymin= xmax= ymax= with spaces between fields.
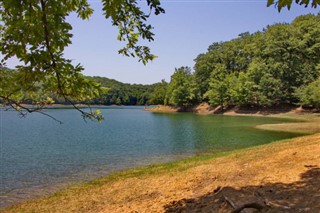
xmin=164 ymin=166 xmax=320 ymax=213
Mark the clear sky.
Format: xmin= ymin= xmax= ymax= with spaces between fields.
xmin=6 ymin=1 xmax=319 ymax=84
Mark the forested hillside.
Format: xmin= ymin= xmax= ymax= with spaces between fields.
xmin=156 ymin=13 xmax=320 ymax=109
xmin=86 ymin=76 xmax=158 ymax=105
xmin=47 ymin=76 xmax=162 ymax=105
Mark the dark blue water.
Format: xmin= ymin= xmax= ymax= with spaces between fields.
xmin=0 ymin=107 xmax=302 ymax=207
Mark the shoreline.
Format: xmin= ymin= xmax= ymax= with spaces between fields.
xmin=147 ymin=103 xmax=320 ymax=134
xmin=1 ymin=111 xmax=320 ymax=212
xmin=146 ymin=103 xmax=319 ymax=115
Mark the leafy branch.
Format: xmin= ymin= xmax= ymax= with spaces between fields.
xmin=0 ymin=0 xmax=164 ymax=121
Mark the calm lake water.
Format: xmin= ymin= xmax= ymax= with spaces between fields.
xmin=0 ymin=107 xmax=303 ymax=207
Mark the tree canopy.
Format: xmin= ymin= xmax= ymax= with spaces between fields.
xmin=165 ymin=67 xmax=199 ymax=107
xmin=268 ymin=0 xmax=320 ymax=11
xmin=0 ymin=0 xmax=164 ymax=121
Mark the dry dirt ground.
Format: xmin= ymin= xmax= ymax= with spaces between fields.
xmin=101 ymin=134 xmax=320 ymax=213
xmin=3 ymin=133 xmax=320 ymax=213
xmin=148 ymin=103 xmax=318 ymax=116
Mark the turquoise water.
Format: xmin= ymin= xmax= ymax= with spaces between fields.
xmin=0 ymin=107 xmax=303 ymax=207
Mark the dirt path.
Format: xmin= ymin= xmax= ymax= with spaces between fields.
xmin=4 ymin=134 xmax=320 ymax=213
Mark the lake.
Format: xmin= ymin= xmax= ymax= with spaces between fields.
xmin=0 ymin=107 xmax=303 ymax=207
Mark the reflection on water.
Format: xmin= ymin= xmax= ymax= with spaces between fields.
xmin=0 ymin=107 xmax=303 ymax=207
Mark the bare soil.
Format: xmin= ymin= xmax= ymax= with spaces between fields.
xmin=147 ymin=103 xmax=318 ymax=116
xmin=102 ymin=134 xmax=320 ymax=213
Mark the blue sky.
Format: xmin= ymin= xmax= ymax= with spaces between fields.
xmin=6 ymin=1 xmax=319 ymax=84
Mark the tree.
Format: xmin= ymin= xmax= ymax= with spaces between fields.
xmin=205 ymin=64 xmax=233 ymax=109
xmin=229 ymin=72 xmax=256 ymax=105
xmin=267 ymin=0 xmax=320 ymax=11
xmin=0 ymin=0 xmax=164 ymax=121
xmin=166 ymin=67 xmax=199 ymax=107
xmin=193 ymin=43 xmax=222 ymax=100
xmin=295 ymin=77 xmax=320 ymax=110
xmin=246 ymin=58 xmax=284 ymax=106
xmin=148 ymin=80 xmax=168 ymax=105
xmin=194 ymin=53 xmax=214 ymax=100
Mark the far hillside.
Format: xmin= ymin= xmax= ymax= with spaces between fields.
xmin=86 ymin=76 xmax=160 ymax=105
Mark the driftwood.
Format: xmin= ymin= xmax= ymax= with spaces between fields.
xmin=223 ymin=194 xmax=266 ymax=213
xmin=223 ymin=195 xmax=238 ymax=210
xmin=231 ymin=202 xmax=265 ymax=213
xmin=264 ymin=198 xmax=290 ymax=210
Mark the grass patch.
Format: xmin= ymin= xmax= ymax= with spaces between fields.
xmin=58 ymin=151 xmax=231 ymax=189
xmin=255 ymin=113 xmax=320 ymax=134
xmin=268 ymin=112 xmax=320 ymax=121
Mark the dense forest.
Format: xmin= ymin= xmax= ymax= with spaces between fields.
xmin=86 ymin=76 xmax=159 ymax=105
xmin=46 ymin=76 xmax=160 ymax=105
xmin=149 ymin=13 xmax=320 ymax=109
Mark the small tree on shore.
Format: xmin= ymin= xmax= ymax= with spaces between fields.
xmin=295 ymin=77 xmax=320 ymax=110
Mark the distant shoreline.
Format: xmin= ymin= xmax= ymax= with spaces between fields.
xmin=146 ymin=103 xmax=319 ymax=115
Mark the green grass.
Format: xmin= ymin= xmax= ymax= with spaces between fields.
xmin=256 ymin=113 xmax=320 ymax=134
xmin=60 ymin=151 xmax=230 ymax=190
xmin=268 ymin=112 xmax=320 ymax=121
